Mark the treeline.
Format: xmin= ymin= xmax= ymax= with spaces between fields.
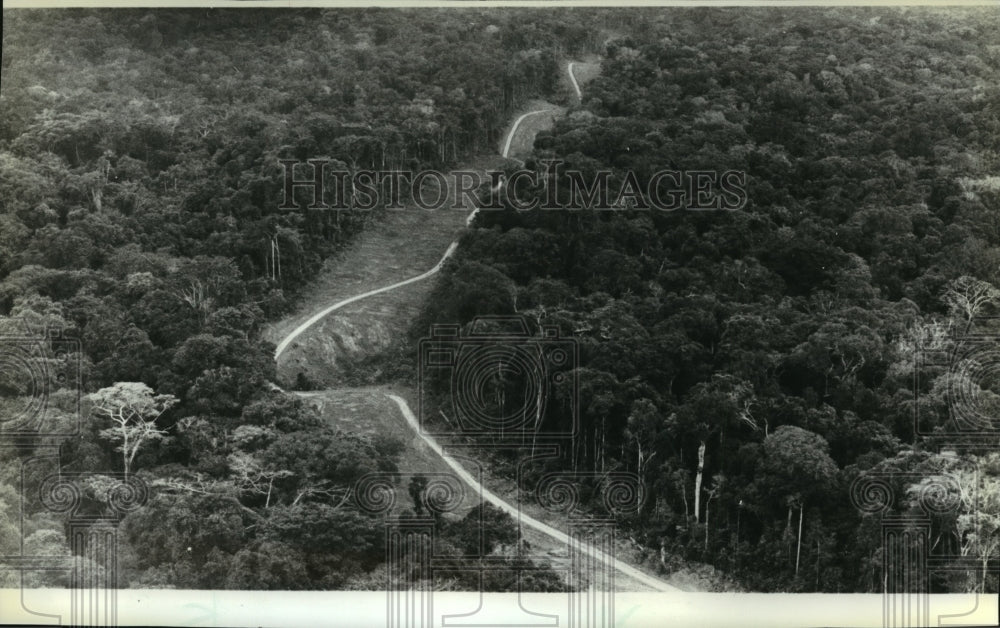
xmin=416 ymin=7 xmax=1000 ymax=592
xmin=0 ymin=8 xmax=601 ymax=589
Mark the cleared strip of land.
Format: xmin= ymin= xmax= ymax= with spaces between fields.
xmin=266 ymin=61 xmax=679 ymax=593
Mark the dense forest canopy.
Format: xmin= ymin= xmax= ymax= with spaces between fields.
xmin=0 ymin=7 xmax=595 ymax=590
xmin=414 ymin=7 xmax=1000 ymax=592
xmin=1 ymin=6 xmax=998 ymax=594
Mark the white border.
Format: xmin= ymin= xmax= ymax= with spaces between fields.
xmin=2 ymin=590 xmax=998 ymax=627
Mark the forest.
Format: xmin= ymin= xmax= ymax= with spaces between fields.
xmin=413 ymin=7 xmax=1000 ymax=593
xmin=0 ymin=8 xmax=593 ymax=590
xmin=1 ymin=6 xmax=998 ymax=594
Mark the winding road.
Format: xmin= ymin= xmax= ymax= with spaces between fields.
xmin=502 ymin=108 xmax=554 ymax=159
xmin=274 ymin=241 xmax=458 ymax=360
xmin=272 ymin=62 xmax=677 ymax=593
xmin=385 ymin=394 xmax=677 ymax=592
xmin=567 ymin=61 xmax=582 ymax=99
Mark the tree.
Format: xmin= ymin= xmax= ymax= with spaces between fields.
xmin=88 ymin=382 xmax=177 ymax=478
xmin=943 ymin=275 xmax=999 ymax=325
xmin=260 ymin=427 xmax=401 ymax=509
xmin=761 ymin=426 xmax=838 ymax=577
xmin=959 ymin=460 xmax=1000 ymax=593
xmin=227 ymin=451 xmax=293 ymax=509
xmin=906 ymin=452 xmax=1000 ymax=593
xmin=447 ymin=502 xmax=519 ymax=556
xmin=120 ymin=492 xmax=257 ymax=588
xmin=419 ymin=260 xmax=517 ymax=327
xmin=677 ymin=375 xmax=752 ymax=524
xmin=625 ymin=398 xmax=663 ymax=479
xmin=260 ymin=503 xmax=383 ymax=586
xmin=704 ymin=474 xmax=724 ymax=554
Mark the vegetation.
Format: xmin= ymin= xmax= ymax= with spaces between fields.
xmin=0 ymin=7 xmax=594 ymax=589
xmin=2 ymin=6 xmax=998 ymax=594
xmin=416 ymin=7 xmax=1000 ymax=592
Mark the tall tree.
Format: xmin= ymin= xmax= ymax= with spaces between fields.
xmin=88 ymin=382 xmax=178 ymax=478
xmin=761 ymin=426 xmax=838 ymax=577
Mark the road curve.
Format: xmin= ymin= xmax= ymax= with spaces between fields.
xmin=274 ymin=102 xmax=540 ymax=358
xmin=272 ymin=62 xmax=678 ymax=592
xmin=501 ymin=62 xmax=578 ymax=160
xmin=385 ymin=394 xmax=679 ymax=592
xmin=568 ymin=61 xmax=582 ymax=99
xmin=274 ymin=241 xmax=458 ymax=359
xmin=502 ymin=108 xmax=553 ymax=159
